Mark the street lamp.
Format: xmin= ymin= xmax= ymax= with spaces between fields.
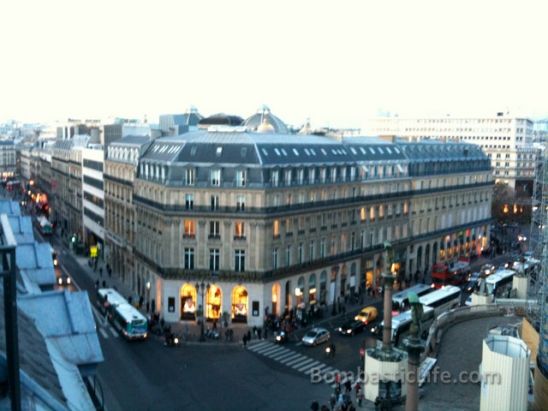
xmin=146 ymin=281 xmax=151 ymax=313
xmin=195 ymin=281 xmax=210 ymax=342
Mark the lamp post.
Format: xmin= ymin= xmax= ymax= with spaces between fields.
xmin=196 ymin=281 xmax=210 ymax=342
xmin=146 ymin=281 xmax=151 ymax=313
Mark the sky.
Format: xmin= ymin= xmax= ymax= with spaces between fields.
xmin=1 ymin=0 xmax=547 ymax=128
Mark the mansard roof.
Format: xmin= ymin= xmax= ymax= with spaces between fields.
xmin=140 ymin=131 xmax=407 ymax=167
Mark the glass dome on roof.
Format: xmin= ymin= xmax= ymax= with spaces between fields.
xmin=244 ymin=105 xmax=289 ymax=134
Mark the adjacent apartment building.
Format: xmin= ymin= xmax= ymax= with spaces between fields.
xmin=366 ymin=115 xmax=536 ymax=191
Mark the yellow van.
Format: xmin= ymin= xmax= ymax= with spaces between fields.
xmin=354 ymin=306 xmax=378 ymax=324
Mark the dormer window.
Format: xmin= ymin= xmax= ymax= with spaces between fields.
xmin=216 ymin=147 xmax=223 ymax=157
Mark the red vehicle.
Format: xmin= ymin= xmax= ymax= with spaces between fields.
xmin=431 ymin=258 xmax=470 ymax=288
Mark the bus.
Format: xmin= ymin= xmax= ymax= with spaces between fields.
xmin=431 ymin=259 xmax=470 ymax=288
xmin=512 ymin=258 xmax=540 ymax=278
xmin=485 ymin=269 xmax=515 ymax=298
xmin=96 ymin=288 xmax=148 ymax=340
xmin=392 ymin=284 xmax=435 ymax=312
xmin=419 ymin=285 xmax=461 ymax=316
xmin=372 ymin=306 xmax=435 ymax=347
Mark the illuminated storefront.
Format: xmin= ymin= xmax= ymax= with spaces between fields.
xmin=295 ymin=276 xmax=305 ymax=308
xmin=319 ymin=271 xmax=327 ymax=304
xmin=180 ymin=283 xmax=197 ymax=320
xmin=271 ymin=283 xmax=280 ymax=316
xmin=308 ymin=274 xmax=317 ymax=305
xmin=206 ymin=284 xmax=222 ymax=320
xmin=232 ymin=286 xmax=248 ymax=323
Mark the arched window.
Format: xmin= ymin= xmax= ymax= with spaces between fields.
xmin=232 ymin=286 xmax=248 ymax=323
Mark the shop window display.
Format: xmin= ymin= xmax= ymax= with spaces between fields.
xmin=206 ymin=284 xmax=222 ymax=320
xmin=232 ymin=286 xmax=248 ymax=323
xmin=180 ymin=284 xmax=197 ymax=320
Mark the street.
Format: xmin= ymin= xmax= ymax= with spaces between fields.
xmin=43 ymin=233 xmax=332 ymax=411
xmin=33 ymin=212 xmax=525 ymax=411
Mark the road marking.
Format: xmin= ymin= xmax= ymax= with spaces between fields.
xmin=248 ymin=341 xmax=270 ymax=350
xmin=254 ymin=345 xmax=283 ymax=355
xmin=295 ymin=342 xmax=303 ymax=346
xmin=99 ymin=328 xmax=108 ymax=339
xmin=268 ymin=350 xmax=292 ymax=360
xmin=248 ymin=342 xmax=276 ymax=352
xmin=109 ymin=326 xmax=119 ymax=338
xmin=280 ymin=353 xmax=305 ymax=365
xmin=284 ymin=355 xmax=308 ymax=367
xmin=291 ymin=357 xmax=315 ymax=369
xmin=92 ymin=306 xmax=106 ymax=326
xmin=259 ymin=346 xmax=286 ymax=356
xmin=302 ymin=362 xmax=322 ymax=374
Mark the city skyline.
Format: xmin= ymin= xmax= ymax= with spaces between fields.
xmin=1 ymin=1 xmax=547 ymax=128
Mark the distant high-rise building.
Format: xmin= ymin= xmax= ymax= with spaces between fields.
xmin=159 ymin=107 xmax=203 ymax=136
xmin=365 ymin=115 xmax=537 ymax=190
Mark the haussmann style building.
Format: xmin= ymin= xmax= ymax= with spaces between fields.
xmin=106 ymin=110 xmax=493 ymax=327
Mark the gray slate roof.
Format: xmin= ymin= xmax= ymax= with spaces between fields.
xmin=16 ymin=242 xmax=55 ymax=286
xmin=8 ymin=215 xmax=35 ymax=244
xmin=0 ymin=300 xmax=67 ymax=410
xmin=110 ymin=135 xmax=151 ymax=147
xmin=19 ymin=291 xmax=103 ymax=366
xmin=0 ymin=200 xmax=21 ymax=216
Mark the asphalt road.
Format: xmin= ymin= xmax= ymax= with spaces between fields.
xmin=46 ymin=234 xmax=331 ymax=411
xmin=30 ymin=209 xmax=525 ymax=411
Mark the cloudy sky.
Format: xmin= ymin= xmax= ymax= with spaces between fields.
xmin=1 ymin=0 xmax=546 ymax=128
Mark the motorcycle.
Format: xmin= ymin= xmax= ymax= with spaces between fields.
xmin=325 ymin=343 xmax=336 ymax=358
xmin=164 ymin=331 xmax=180 ymax=347
xmin=205 ymin=328 xmax=220 ymax=340
xmin=274 ymin=330 xmax=288 ymax=344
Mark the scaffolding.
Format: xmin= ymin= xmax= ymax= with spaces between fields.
xmin=529 ymin=142 xmax=548 ymax=378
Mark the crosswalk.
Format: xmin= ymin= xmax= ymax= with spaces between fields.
xmin=247 ymin=341 xmax=341 ymax=384
xmin=92 ymin=306 xmax=120 ymax=339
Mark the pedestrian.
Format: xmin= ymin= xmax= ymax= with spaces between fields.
xmin=344 ymin=379 xmax=352 ymax=393
xmin=94 ymin=280 xmax=99 ymax=289
xmin=106 ymin=264 xmax=112 ymax=277
xmin=252 ymin=326 xmax=258 ymax=339
xmin=263 ymin=326 xmax=268 ymax=339
xmin=146 ymin=301 xmax=150 ymax=313
xmin=213 ymin=319 xmax=217 ymax=329
xmin=102 ymin=280 xmax=106 ymax=288
xmin=310 ymin=401 xmax=320 ymax=411
xmin=139 ymin=295 xmax=144 ymax=309
xmin=329 ymin=394 xmax=336 ymax=410
xmin=246 ymin=330 xmax=251 ymax=342
xmin=355 ymin=385 xmax=363 ymax=407
xmin=99 ymin=267 xmax=103 ymax=278
xmin=320 ymin=405 xmax=330 ymax=411
xmin=243 ymin=333 xmax=248 ymax=348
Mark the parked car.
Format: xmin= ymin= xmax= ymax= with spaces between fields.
xmin=301 ymin=327 xmax=330 ymax=346
xmin=354 ymin=306 xmax=378 ymax=324
xmin=336 ymin=320 xmax=365 ymax=336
